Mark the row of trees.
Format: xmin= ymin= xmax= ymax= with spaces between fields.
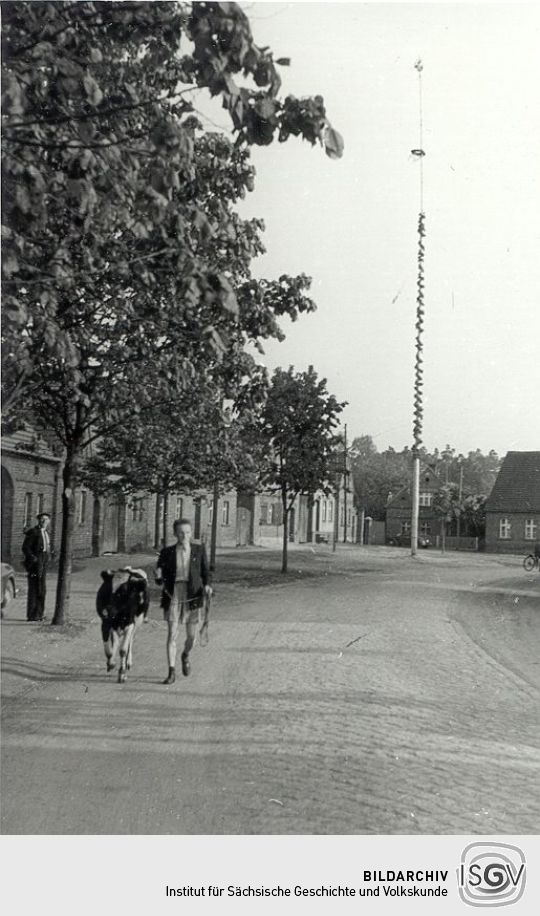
xmin=2 ymin=2 xmax=345 ymax=620
xmin=349 ymin=435 xmax=500 ymax=538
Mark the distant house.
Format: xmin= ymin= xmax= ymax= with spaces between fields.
xmin=385 ymin=464 xmax=445 ymax=543
xmin=254 ymin=476 xmax=355 ymax=548
xmin=485 ymin=451 xmax=540 ymax=554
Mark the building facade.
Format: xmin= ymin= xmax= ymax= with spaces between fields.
xmin=485 ymin=451 xmax=540 ymax=554
xmin=1 ymin=427 xmax=250 ymax=564
xmin=253 ymin=477 xmax=356 ymax=548
xmin=1 ymin=427 xmax=62 ymax=563
xmin=385 ymin=464 xmax=445 ymax=543
xmin=3 ymin=424 xmax=360 ymax=563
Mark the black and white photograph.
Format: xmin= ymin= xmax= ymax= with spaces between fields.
xmin=1 ymin=0 xmax=539 ymax=910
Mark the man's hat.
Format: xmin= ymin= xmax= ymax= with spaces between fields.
xmin=36 ymin=512 xmax=51 ymax=519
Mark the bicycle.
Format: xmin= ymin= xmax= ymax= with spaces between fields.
xmin=523 ymin=554 xmax=539 ymax=572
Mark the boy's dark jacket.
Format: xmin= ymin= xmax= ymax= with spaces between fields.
xmin=156 ymin=542 xmax=210 ymax=611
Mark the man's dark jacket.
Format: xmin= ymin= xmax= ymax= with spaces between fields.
xmin=156 ymin=542 xmax=210 ymax=611
xmin=22 ymin=525 xmax=50 ymax=574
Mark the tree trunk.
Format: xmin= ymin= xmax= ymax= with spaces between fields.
xmin=162 ymin=490 xmax=169 ymax=547
xmin=281 ymin=486 xmax=288 ymax=574
xmin=154 ymin=493 xmax=161 ymax=550
xmin=210 ymin=479 xmax=219 ymax=571
xmin=306 ymin=493 xmax=314 ymax=543
xmin=52 ymin=448 xmax=79 ymax=625
xmin=440 ymin=518 xmax=446 ymax=554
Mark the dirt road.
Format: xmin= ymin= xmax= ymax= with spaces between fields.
xmin=2 ymin=547 xmax=539 ymax=834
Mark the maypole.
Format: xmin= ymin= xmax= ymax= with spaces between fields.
xmin=411 ymin=59 xmax=426 ymax=557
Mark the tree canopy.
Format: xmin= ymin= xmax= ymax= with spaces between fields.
xmin=350 ymin=436 xmax=500 ymax=520
xmin=1 ymin=1 xmax=343 ymax=622
xmin=2 ymin=0 xmax=343 ymax=407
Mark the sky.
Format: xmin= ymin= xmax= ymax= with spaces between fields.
xmin=223 ymin=2 xmax=540 ymax=456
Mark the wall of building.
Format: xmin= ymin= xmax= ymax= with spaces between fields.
xmin=485 ymin=512 xmax=540 ymax=554
xmin=153 ymin=491 xmax=239 ymax=550
xmin=202 ymin=491 xmax=239 ymax=548
xmin=121 ymin=493 xmax=156 ymax=554
xmin=253 ymin=485 xmax=356 ymax=548
xmin=1 ymin=428 xmax=63 ymax=564
xmin=1 ymin=452 xmax=60 ymax=563
xmin=255 ymin=492 xmax=283 ymax=547
xmin=386 ymin=505 xmax=440 ymax=542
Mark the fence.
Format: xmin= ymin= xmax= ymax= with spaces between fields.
xmin=434 ymin=535 xmax=479 ymax=551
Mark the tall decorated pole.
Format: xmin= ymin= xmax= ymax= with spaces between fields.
xmin=411 ymin=59 xmax=426 ymax=557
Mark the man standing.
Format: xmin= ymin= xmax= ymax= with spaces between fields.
xmin=155 ymin=518 xmax=212 ymax=685
xmin=22 ymin=512 xmax=51 ymax=621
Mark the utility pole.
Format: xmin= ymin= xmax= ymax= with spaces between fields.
xmin=333 ymin=477 xmax=339 ymax=553
xmin=411 ymin=59 xmax=426 ymax=558
xmin=457 ymin=460 xmax=464 ymax=538
xmin=342 ymin=423 xmax=348 ymax=543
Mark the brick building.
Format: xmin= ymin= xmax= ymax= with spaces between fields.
xmin=1 ymin=427 xmax=62 ymax=563
xmin=1 ymin=426 xmax=247 ymax=563
xmin=2 ymin=423 xmax=359 ymax=562
xmin=485 ymin=451 xmax=540 ymax=554
xmin=385 ymin=464 xmax=445 ymax=543
xmin=156 ymin=490 xmax=240 ymax=550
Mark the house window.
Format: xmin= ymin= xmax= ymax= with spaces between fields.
xmin=78 ymin=491 xmax=88 ymax=525
xmin=419 ymin=491 xmax=432 ymax=507
xmin=321 ymin=501 xmax=327 ymax=522
xmin=401 ymin=521 xmax=411 ymax=535
xmin=525 ymin=519 xmax=537 ymax=540
xmin=340 ymin=505 xmax=344 ymax=526
xmin=271 ymin=503 xmax=283 ymax=526
xmin=347 ymin=508 xmax=352 ymax=525
xmin=176 ymin=497 xmax=183 ymax=519
xmin=267 ymin=503 xmax=273 ymax=525
xmin=499 ymin=518 xmax=511 ymax=539
xmin=208 ymin=500 xmax=214 ymax=524
xmin=23 ymin=492 xmax=33 ymax=528
xmin=328 ymin=501 xmax=333 ymax=523
xmin=37 ymin=493 xmax=44 ymax=515
xmin=260 ymin=503 xmax=267 ymax=525
xmin=420 ymin=522 xmax=431 ymax=536
xmin=222 ymin=501 xmax=230 ymax=526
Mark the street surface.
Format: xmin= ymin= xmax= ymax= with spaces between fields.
xmin=2 ymin=546 xmax=539 ymax=834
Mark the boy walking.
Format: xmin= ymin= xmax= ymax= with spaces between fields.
xmin=155 ymin=519 xmax=212 ymax=685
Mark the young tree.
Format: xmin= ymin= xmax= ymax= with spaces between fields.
xmin=460 ymin=494 xmax=487 ymax=540
xmin=259 ymin=366 xmax=346 ymax=573
xmin=432 ymin=483 xmax=462 ymax=554
xmin=84 ymin=374 xmax=264 ymax=550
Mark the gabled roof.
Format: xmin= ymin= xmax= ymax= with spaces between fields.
xmin=486 ymin=451 xmax=540 ymax=513
xmin=386 ymin=464 xmax=445 ymax=508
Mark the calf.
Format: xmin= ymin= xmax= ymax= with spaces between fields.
xmin=96 ymin=567 xmax=149 ymax=683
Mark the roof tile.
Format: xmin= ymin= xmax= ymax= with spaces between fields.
xmin=486 ymin=451 xmax=540 ymax=513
